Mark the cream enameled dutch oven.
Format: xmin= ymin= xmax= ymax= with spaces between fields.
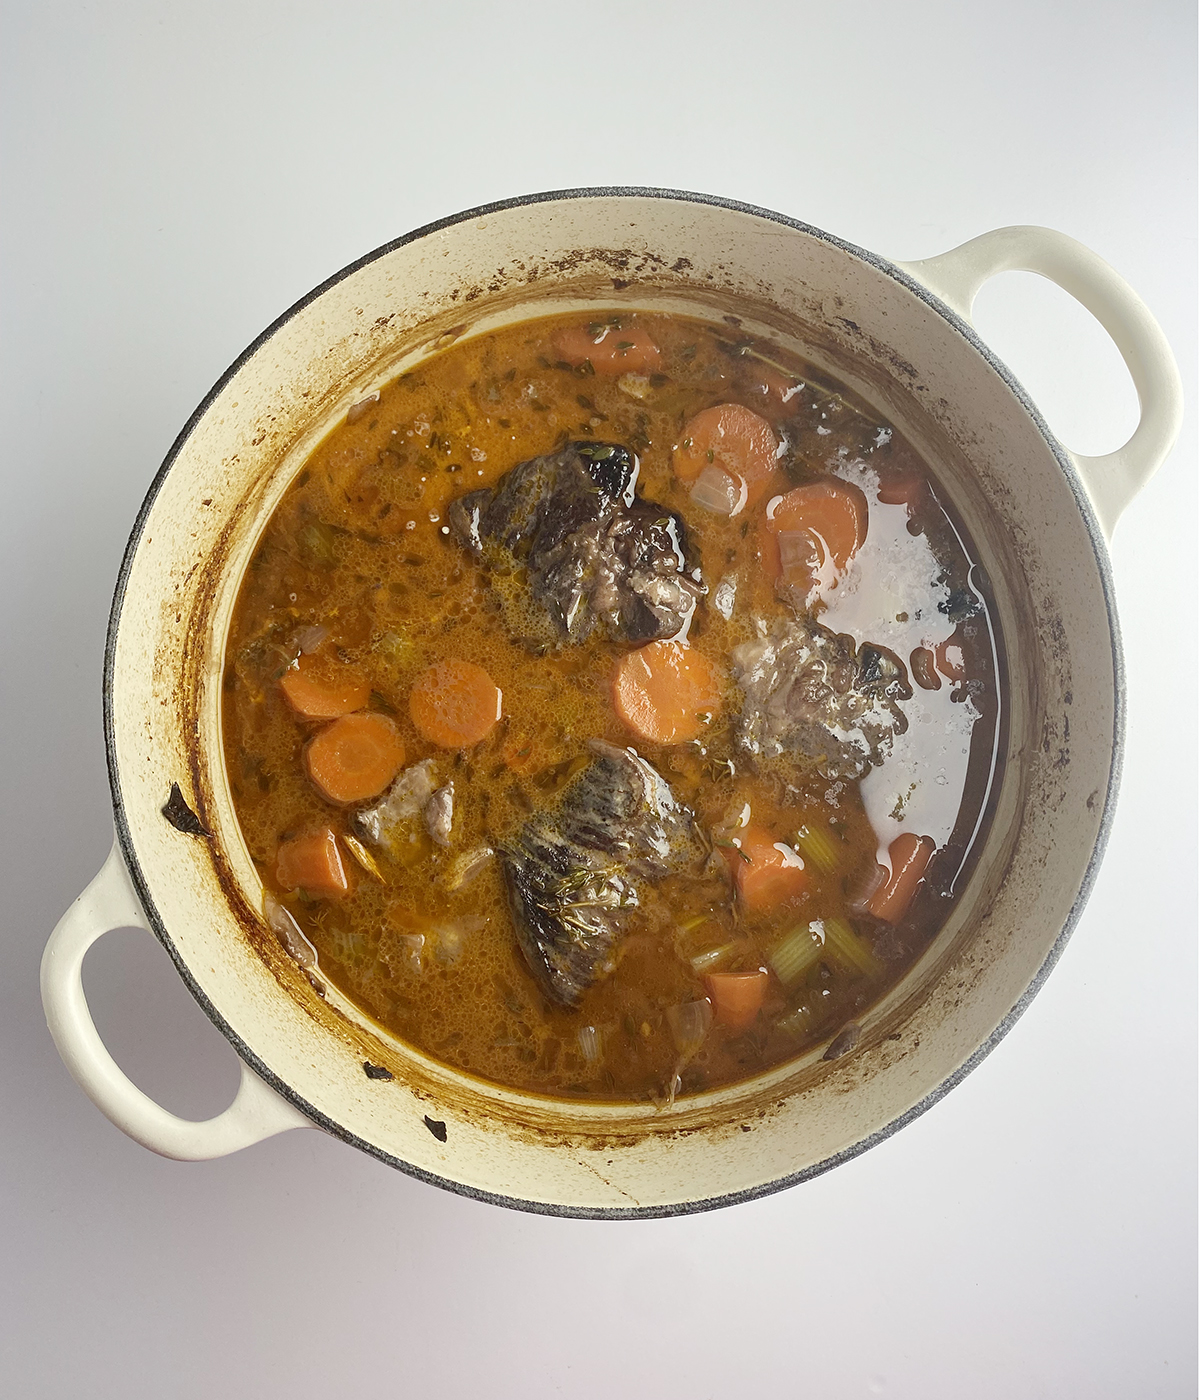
xmin=42 ymin=189 xmax=1182 ymax=1216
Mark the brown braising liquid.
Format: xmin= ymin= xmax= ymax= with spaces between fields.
xmin=222 ymin=311 xmax=1002 ymax=1101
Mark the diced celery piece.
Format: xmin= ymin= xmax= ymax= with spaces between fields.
xmin=768 ymin=922 xmax=826 ymax=987
xmin=824 ymin=916 xmax=883 ymax=977
xmin=689 ymin=943 xmax=736 ymax=974
xmin=794 ymin=822 xmax=841 ymax=876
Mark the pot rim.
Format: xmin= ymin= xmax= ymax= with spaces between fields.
xmin=102 ymin=185 xmax=1124 ymax=1218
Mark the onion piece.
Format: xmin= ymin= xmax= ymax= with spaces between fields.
xmin=432 ymin=915 xmax=485 ymax=965
xmin=775 ymin=528 xmax=820 ymax=575
xmin=445 ymin=844 xmax=494 ymax=890
xmin=689 ymin=464 xmax=747 ymax=517
xmin=293 ymin=624 xmax=329 ymax=655
xmin=713 ymin=574 xmax=738 ymax=621
xmin=577 ymin=1025 xmax=603 ymax=1065
xmin=396 ymin=932 xmax=425 ymax=971
xmin=666 ymin=998 xmax=713 ymax=1056
xmin=346 ymin=390 xmax=380 ymax=424
xmin=263 ymin=893 xmax=318 ymax=971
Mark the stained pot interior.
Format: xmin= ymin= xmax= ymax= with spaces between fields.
xmin=107 ymin=193 xmax=1114 ymax=1212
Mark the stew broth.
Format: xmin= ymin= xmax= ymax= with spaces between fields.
xmin=223 ymin=311 xmax=1002 ymax=1102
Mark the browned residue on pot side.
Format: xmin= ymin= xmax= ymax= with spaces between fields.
xmin=157 ymin=240 xmax=1102 ymax=1162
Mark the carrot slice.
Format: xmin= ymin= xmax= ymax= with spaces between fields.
xmin=279 ymin=654 xmax=371 ymax=720
xmin=409 ymin=659 xmax=502 ymax=749
xmin=761 ymin=479 xmax=868 ymax=589
xmin=728 ymin=826 xmax=809 ymax=913
xmin=612 ymin=641 xmax=723 ymax=745
xmin=739 ymin=362 xmax=803 ymax=419
xmin=704 ymin=970 xmax=768 ymax=1033
xmin=673 ymin=403 xmax=780 ymax=512
xmin=304 ymin=712 xmax=406 ymax=804
xmin=275 ymin=828 xmax=350 ymax=898
xmin=866 ymin=832 xmax=936 ymax=923
xmin=551 ymin=321 xmax=662 ymax=375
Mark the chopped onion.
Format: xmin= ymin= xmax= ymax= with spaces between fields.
xmin=775 ymin=529 xmax=820 ymax=575
xmin=424 ymin=782 xmax=454 ymax=848
xmin=617 ymin=372 xmax=651 ymax=399
xmin=396 ymin=932 xmax=425 ymax=972
xmin=432 ymin=916 xmax=485 ymax=965
xmin=446 ymin=844 xmax=494 ymax=891
xmin=666 ymin=998 xmax=713 ymax=1056
xmin=577 ymin=1025 xmax=603 ymax=1065
xmin=264 ymin=894 xmax=318 ymax=971
xmin=776 ymin=1003 xmax=815 ymax=1037
xmin=689 ymin=464 xmax=747 ymax=517
xmin=346 ymin=390 xmax=381 ymax=424
xmin=713 ymin=574 xmax=738 ymax=621
xmin=293 ymin=624 xmax=329 ymax=654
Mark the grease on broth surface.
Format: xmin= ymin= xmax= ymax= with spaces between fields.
xmin=223 ymin=311 xmax=1002 ymax=1102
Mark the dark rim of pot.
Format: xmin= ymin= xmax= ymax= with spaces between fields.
xmin=102 ymin=185 xmax=1125 ymax=1219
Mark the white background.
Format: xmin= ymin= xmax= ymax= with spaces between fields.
xmin=2 ymin=3 xmax=1195 ymax=1396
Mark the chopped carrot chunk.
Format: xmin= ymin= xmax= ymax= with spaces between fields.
xmin=866 ymin=833 xmax=936 ymax=923
xmin=761 ymin=479 xmax=868 ymax=594
xmin=728 ymin=826 xmax=809 ymax=912
xmin=275 ymin=828 xmax=350 ymax=898
xmin=409 ymin=659 xmax=502 ymax=749
xmin=612 ymin=641 xmax=723 ymax=745
xmin=280 ymin=653 xmax=371 ymax=720
xmin=304 ymin=712 xmax=406 ymax=804
xmin=704 ymin=969 xmax=769 ymax=1033
xmin=673 ymin=403 xmax=780 ymax=512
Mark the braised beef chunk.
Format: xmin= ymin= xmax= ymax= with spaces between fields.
xmin=732 ymin=618 xmax=912 ymax=780
xmin=499 ymin=740 xmax=696 ymax=1007
xmin=448 ymin=442 xmax=705 ymax=648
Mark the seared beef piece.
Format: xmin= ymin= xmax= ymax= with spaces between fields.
xmin=448 ymin=442 xmax=705 ymax=648
xmin=732 ymin=617 xmax=911 ymax=780
xmin=499 ymin=740 xmax=696 ymax=1007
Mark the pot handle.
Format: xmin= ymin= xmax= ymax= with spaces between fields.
xmin=896 ymin=226 xmax=1183 ymax=538
xmin=41 ymin=840 xmax=313 ymax=1159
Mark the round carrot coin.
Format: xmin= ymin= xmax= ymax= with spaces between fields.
xmin=673 ymin=403 xmax=779 ymax=511
xmin=409 ymin=659 xmax=502 ymax=749
xmin=551 ymin=321 xmax=662 ymax=375
xmin=612 ymin=641 xmax=723 ymax=745
xmin=279 ymin=654 xmax=370 ymax=720
xmin=304 ymin=712 xmax=406 ymax=804
xmin=761 ymin=478 xmax=868 ymax=587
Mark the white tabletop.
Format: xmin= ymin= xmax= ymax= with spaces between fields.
xmin=3 ymin=4 xmax=1194 ymax=1396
